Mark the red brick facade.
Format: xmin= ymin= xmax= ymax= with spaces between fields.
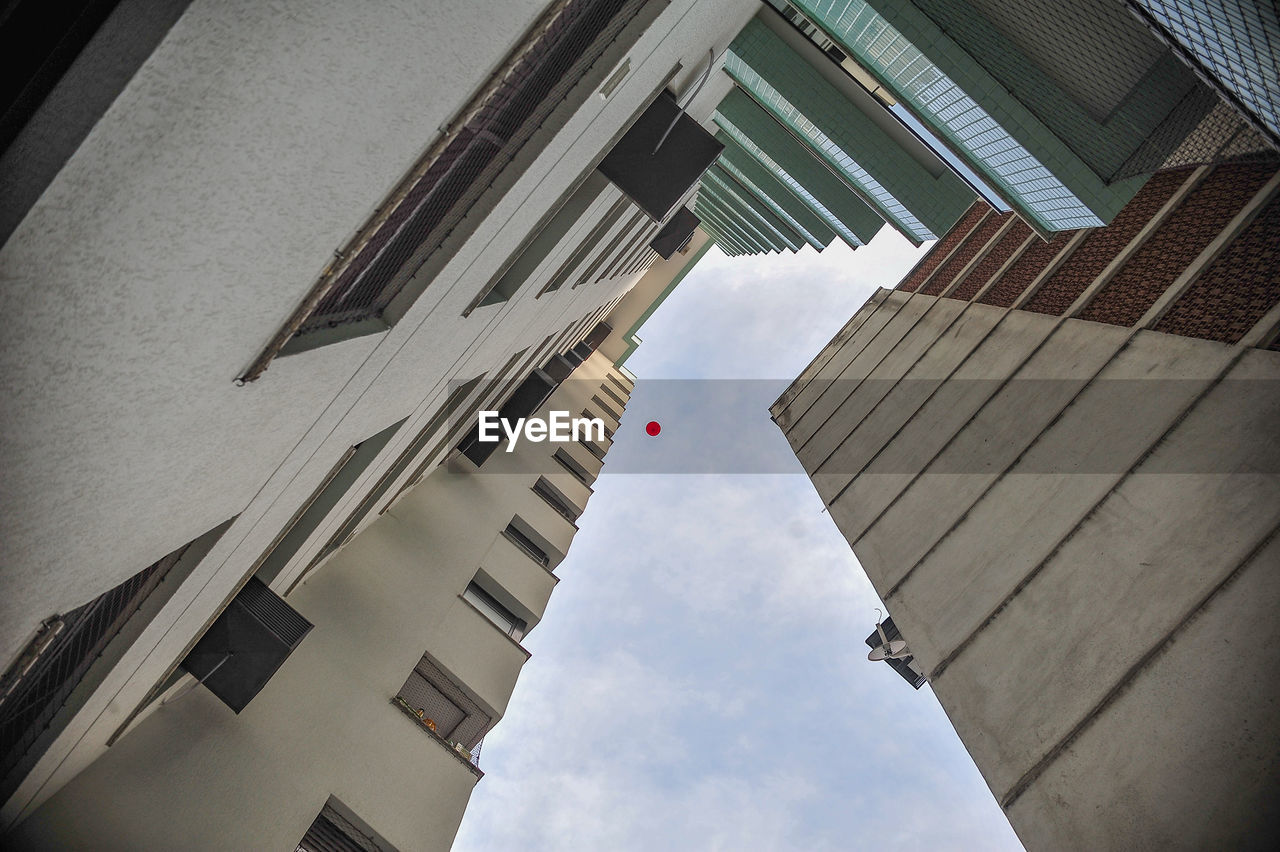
xmin=1022 ymin=168 xmax=1191 ymax=316
xmin=896 ymin=202 xmax=989 ymax=292
xmin=1079 ymin=162 xmax=1275 ymax=327
xmin=1155 ymin=194 xmax=1280 ymax=343
xmin=894 ymin=160 xmax=1280 ymax=348
xmin=977 ymin=230 xmax=1072 ymax=307
xmin=919 ymin=210 xmax=1009 ymax=296
xmin=951 ymin=219 xmax=1031 ymax=301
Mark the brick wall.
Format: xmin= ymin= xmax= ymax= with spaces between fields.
xmin=894 ymin=162 xmax=1280 ymax=346
xmin=1079 ymin=162 xmax=1275 ymax=326
xmin=1022 ymin=168 xmax=1191 ymax=315
xmin=919 ymin=210 xmax=1010 ymax=295
xmin=1155 ymin=192 xmax=1280 ymax=343
xmin=951 ymin=219 xmax=1032 ymax=301
xmin=977 ymin=230 xmax=1074 ymax=307
xmin=897 ymin=201 xmax=989 ymax=292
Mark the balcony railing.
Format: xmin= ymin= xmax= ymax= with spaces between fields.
xmin=0 ymin=551 xmax=179 ymax=801
xmin=239 ymin=0 xmax=655 ymax=381
xmin=392 ymin=697 xmax=484 ymax=778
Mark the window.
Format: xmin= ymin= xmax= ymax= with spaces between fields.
xmin=270 ymin=417 xmax=409 ymax=591
xmin=532 ymin=477 xmax=582 ymax=523
xmin=606 ymin=371 xmax=632 ymax=395
xmin=474 ymin=173 xmax=610 ymax=308
xmin=581 ymin=410 xmax=614 ymax=440
xmin=553 ymin=448 xmax=593 ymax=484
xmin=590 ymin=394 xmax=621 ymax=422
xmin=387 ymin=371 xmax=500 ymax=505
xmin=456 ymin=369 xmax=556 ymax=466
xmin=589 ymin=208 xmax=649 ymax=284
xmin=502 ymin=519 xmax=551 ymax=567
xmin=265 ymin=376 xmax=484 ymax=588
xmin=0 ymin=523 xmax=231 ymax=804
xmin=573 ymin=205 xmax=645 ymax=288
xmin=238 ymin=0 xmax=661 ymax=381
xmin=539 ymin=197 xmax=631 ymax=295
xmin=462 ymin=582 xmax=527 ymax=641
xmin=578 ymin=438 xmax=606 ymax=460
xmin=599 ymin=381 xmax=627 ymax=409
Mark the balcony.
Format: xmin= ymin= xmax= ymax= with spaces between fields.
xmin=392 ymin=696 xmax=484 ymax=779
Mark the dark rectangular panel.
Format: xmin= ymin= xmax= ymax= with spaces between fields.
xmin=650 ymin=206 xmax=700 ymax=258
xmin=597 ymin=90 xmax=724 ymax=221
xmin=181 ymin=578 xmax=313 ymax=713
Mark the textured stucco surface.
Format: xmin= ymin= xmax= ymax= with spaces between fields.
xmin=9 ymin=354 xmax=627 ymax=850
xmin=1 ymin=0 xmax=759 ymax=827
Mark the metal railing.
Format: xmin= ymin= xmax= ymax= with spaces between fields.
xmin=0 ymin=551 xmax=178 ymax=800
xmin=240 ymin=0 xmax=652 ymax=381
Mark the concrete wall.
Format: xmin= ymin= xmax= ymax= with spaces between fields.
xmin=774 ymin=291 xmax=1280 ymax=849
xmin=0 ymin=0 xmax=753 ymax=824
xmin=8 ymin=352 xmax=630 ymax=851
xmin=0 ymin=0 xmax=759 ymax=657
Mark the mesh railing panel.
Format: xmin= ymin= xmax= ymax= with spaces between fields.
xmin=0 ymin=549 xmax=180 ymax=796
xmin=292 ymin=0 xmax=647 ymax=335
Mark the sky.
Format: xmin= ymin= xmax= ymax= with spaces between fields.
xmin=453 ymin=232 xmax=1025 ymax=851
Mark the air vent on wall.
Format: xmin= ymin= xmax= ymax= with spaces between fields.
xmin=180 ymin=578 xmax=313 ymax=713
xmin=596 ymin=90 xmax=724 ymax=222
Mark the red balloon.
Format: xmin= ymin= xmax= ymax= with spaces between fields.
xmin=645 ymin=421 xmax=661 ymax=436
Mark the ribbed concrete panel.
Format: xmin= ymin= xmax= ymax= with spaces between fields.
xmin=727 ymin=17 xmax=973 ymax=240
xmin=706 ymin=165 xmax=806 ymax=250
xmin=777 ymin=290 xmax=1280 ymax=847
xmin=716 ymin=134 xmax=836 ymax=247
xmin=715 ymin=88 xmax=885 ymax=245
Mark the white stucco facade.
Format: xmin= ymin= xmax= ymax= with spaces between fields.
xmin=8 ymin=350 xmax=633 ymax=851
xmin=0 ymin=0 xmax=745 ymax=839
